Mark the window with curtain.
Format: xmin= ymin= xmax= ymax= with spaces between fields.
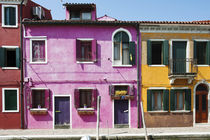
xmin=31 ymin=40 xmax=46 ymax=62
xmin=194 ymin=41 xmax=210 ymax=65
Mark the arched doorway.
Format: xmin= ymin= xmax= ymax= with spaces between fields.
xmin=196 ymin=84 xmax=209 ymax=123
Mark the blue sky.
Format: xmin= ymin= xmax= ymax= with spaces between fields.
xmin=33 ymin=0 xmax=210 ymax=21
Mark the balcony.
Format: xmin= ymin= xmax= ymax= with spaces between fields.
xmin=168 ymin=58 xmax=197 ymax=84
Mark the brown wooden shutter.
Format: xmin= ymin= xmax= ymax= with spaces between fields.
xmin=76 ymin=39 xmax=81 ymax=61
xmin=74 ymin=89 xmax=80 ymax=108
xmin=92 ymin=89 xmax=97 ymax=109
xmin=45 ymin=89 xmax=50 ymax=109
xmin=29 ymin=90 xmax=33 ymax=108
xmin=109 ymin=85 xmax=114 ymax=96
xmin=91 ymin=39 xmax=97 ymax=62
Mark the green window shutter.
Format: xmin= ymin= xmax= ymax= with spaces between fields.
xmin=163 ymin=40 xmax=169 ymax=65
xmin=194 ymin=41 xmax=197 ymax=61
xmin=9 ymin=7 xmax=16 ymax=26
xmin=5 ymin=90 xmax=17 ymax=110
xmin=170 ymin=89 xmax=175 ymax=111
xmin=147 ymin=89 xmax=152 ymax=111
xmin=185 ymin=89 xmax=191 ymax=111
xmin=163 ymin=89 xmax=169 ymax=111
xmin=16 ymin=48 xmax=20 ymax=68
xmin=0 ymin=48 xmax=5 ymax=67
xmin=207 ymin=41 xmax=210 ymax=65
xmin=129 ymin=41 xmax=136 ymax=65
xmin=147 ymin=40 xmax=152 ymax=65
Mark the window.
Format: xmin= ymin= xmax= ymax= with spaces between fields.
xmin=0 ymin=46 xmax=20 ymax=68
xmin=194 ymin=41 xmax=210 ymax=65
xmin=147 ymin=89 xmax=169 ymax=111
xmin=30 ymin=39 xmax=47 ymax=63
xmin=2 ymin=5 xmax=18 ymax=27
xmin=74 ymin=88 xmax=97 ymax=109
xmin=147 ymin=40 xmax=169 ymax=65
xmin=70 ymin=11 xmax=91 ymax=20
xmin=113 ymin=30 xmax=136 ymax=66
xmin=2 ymin=88 xmax=19 ymax=112
xmin=30 ymin=89 xmax=50 ymax=109
xmin=76 ymin=39 xmax=97 ymax=62
xmin=170 ymin=89 xmax=191 ymax=111
xmin=109 ymin=85 xmax=135 ymax=100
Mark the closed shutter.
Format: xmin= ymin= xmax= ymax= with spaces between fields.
xmin=163 ymin=40 xmax=169 ymax=65
xmin=185 ymin=89 xmax=191 ymax=111
xmin=147 ymin=89 xmax=152 ymax=111
xmin=5 ymin=90 xmax=17 ymax=110
xmin=194 ymin=41 xmax=197 ymax=61
xmin=147 ymin=40 xmax=152 ymax=65
xmin=29 ymin=90 xmax=33 ymax=108
xmin=16 ymin=48 xmax=20 ymax=68
xmin=76 ymin=39 xmax=81 ymax=61
xmin=109 ymin=85 xmax=114 ymax=96
xmin=170 ymin=89 xmax=175 ymax=111
xmin=74 ymin=89 xmax=80 ymax=108
xmin=9 ymin=7 xmax=16 ymax=25
xmin=0 ymin=47 xmax=5 ymax=67
xmin=163 ymin=89 xmax=169 ymax=111
xmin=129 ymin=41 xmax=136 ymax=65
xmin=45 ymin=89 xmax=50 ymax=109
xmin=207 ymin=41 xmax=210 ymax=65
xmin=91 ymin=39 xmax=97 ymax=62
xmin=92 ymin=89 xmax=97 ymax=109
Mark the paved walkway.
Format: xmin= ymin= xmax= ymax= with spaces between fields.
xmin=0 ymin=126 xmax=210 ymax=139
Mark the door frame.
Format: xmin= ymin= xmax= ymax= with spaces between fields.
xmin=169 ymin=39 xmax=190 ymax=73
xmin=112 ymin=99 xmax=131 ymax=128
xmin=193 ymin=81 xmax=210 ymax=126
xmin=53 ymin=95 xmax=72 ymax=129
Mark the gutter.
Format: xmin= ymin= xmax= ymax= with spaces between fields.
xmin=20 ymin=0 xmax=24 ymax=129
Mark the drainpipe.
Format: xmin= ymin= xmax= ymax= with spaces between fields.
xmin=20 ymin=0 xmax=24 ymax=129
xmin=136 ymin=24 xmax=140 ymax=128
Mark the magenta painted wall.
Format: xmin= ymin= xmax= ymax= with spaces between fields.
xmin=24 ymin=25 xmax=141 ymax=129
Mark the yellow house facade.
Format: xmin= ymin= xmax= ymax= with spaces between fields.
xmin=140 ymin=22 xmax=210 ymax=127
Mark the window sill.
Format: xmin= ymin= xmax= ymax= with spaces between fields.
xmin=29 ymin=61 xmax=48 ymax=64
xmin=2 ymin=67 xmax=19 ymax=70
xmin=30 ymin=108 xmax=48 ymax=115
xmin=77 ymin=61 xmax=95 ymax=64
xmin=111 ymin=95 xmax=134 ymax=100
xmin=171 ymin=110 xmax=191 ymax=113
xmin=148 ymin=111 xmax=168 ymax=113
xmin=149 ymin=65 xmax=166 ymax=67
xmin=112 ymin=65 xmax=133 ymax=68
xmin=2 ymin=25 xmax=18 ymax=28
xmin=77 ymin=108 xmax=95 ymax=115
xmin=196 ymin=65 xmax=209 ymax=67
xmin=2 ymin=110 xmax=19 ymax=113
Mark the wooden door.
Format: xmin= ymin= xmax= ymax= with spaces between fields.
xmin=196 ymin=91 xmax=208 ymax=123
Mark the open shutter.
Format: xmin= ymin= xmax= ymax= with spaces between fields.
xmin=147 ymin=89 xmax=152 ymax=111
xmin=185 ymin=89 xmax=191 ymax=111
xmin=129 ymin=85 xmax=135 ymax=96
xmin=91 ymin=39 xmax=97 ymax=62
xmin=76 ymin=39 xmax=81 ymax=61
xmin=147 ymin=40 xmax=152 ymax=65
xmin=163 ymin=40 xmax=169 ymax=65
xmin=163 ymin=89 xmax=169 ymax=111
xmin=194 ymin=41 xmax=197 ymax=62
xmin=207 ymin=41 xmax=210 ymax=65
xmin=74 ymin=89 xmax=80 ymax=108
xmin=92 ymin=89 xmax=97 ymax=109
xmin=129 ymin=41 xmax=136 ymax=65
xmin=16 ymin=48 xmax=20 ymax=68
xmin=170 ymin=89 xmax=175 ymax=111
xmin=109 ymin=85 xmax=114 ymax=96
xmin=29 ymin=90 xmax=33 ymax=108
xmin=0 ymin=47 xmax=5 ymax=67
xmin=45 ymin=89 xmax=50 ymax=109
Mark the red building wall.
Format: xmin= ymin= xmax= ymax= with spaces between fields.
xmin=0 ymin=0 xmax=51 ymax=129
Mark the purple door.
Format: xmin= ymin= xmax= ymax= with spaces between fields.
xmin=114 ymin=100 xmax=129 ymax=127
xmin=55 ymin=97 xmax=70 ymax=128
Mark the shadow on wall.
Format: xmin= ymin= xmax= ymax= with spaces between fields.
xmin=79 ymin=113 xmax=101 ymax=122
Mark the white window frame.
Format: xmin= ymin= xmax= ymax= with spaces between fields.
xmin=1 ymin=45 xmax=19 ymax=69
xmin=2 ymin=88 xmax=19 ymax=112
xmin=112 ymin=28 xmax=132 ymax=67
xmin=30 ymin=88 xmax=48 ymax=109
xmin=30 ymin=38 xmax=48 ymax=64
xmin=2 ymin=5 xmax=18 ymax=28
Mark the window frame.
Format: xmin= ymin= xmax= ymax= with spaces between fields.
xmin=70 ymin=11 xmax=92 ymax=20
xmin=2 ymin=5 xmax=18 ymax=28
xmin=1 ymin=46 xmax=19 ymax=69
xmin=2 ymin=88 xmax=19 ymax=112
xmin=112 ymin=28 xmax=133 ymax=67
xmin=30 ymin=38 xmax=48 ymax=64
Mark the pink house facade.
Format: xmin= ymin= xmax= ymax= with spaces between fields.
xmin=23 ymin=3 xmax=141 ymax=129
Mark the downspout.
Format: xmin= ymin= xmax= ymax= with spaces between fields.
xmin=136 ymin=23 xmax=140 ymax=128
xmin=20 ymin=0 xmax=24 ymax=129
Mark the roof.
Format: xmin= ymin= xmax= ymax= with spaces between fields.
xmin=97 ymin=15 xmax=117 ymax=21
xmin=139 ymin=21 xmax=210 ymax=25
xmin=63 ymin=3 xmax=96 ymax=10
